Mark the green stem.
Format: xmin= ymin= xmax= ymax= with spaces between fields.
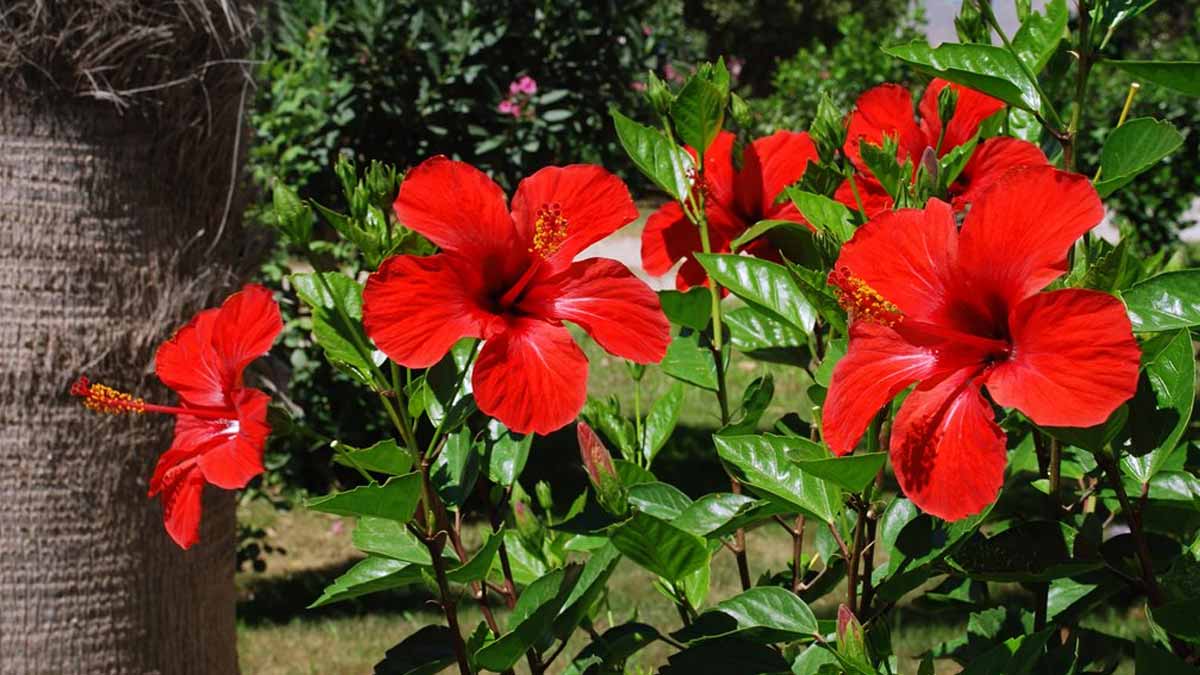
xmin=633 ymin=376 xmax=644 ymax=464
xmin=980 ymin=0 xmax=1065 ymax=130
xmin=846 ymin=173 xmax=868 ymax=221
xmin=1065 ymin=0 xmax=1094 ymax=172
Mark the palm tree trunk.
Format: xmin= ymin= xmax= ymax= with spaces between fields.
xmin=0 ymin=94 xmax=244 ymax=672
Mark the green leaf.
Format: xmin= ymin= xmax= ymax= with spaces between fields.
xmin=1109 ymin=60 xmax=1200 ymax=97
xmin=332 ymin=439 xmax=414 ymax=476
xmin=1128 ymin=329 xmax=1195 ymax=463
xmin=695 ymin=253 xmax=816 ymax=332
xmin=643 ymin=383 xmax=684 ymax=465
xmin=724 ymin=374 xmax=775 ymax=435
xmin=726 ymin=306 xmax=806 ymax=357
xmin=857 ymin=136 xmax=909 ymax=202
xmin=373 ymin=625 xmax=457 ymax=675
xmin=949 ymin=521 xmax=1099 ymax=582
xmin=659 ymin=288 xmax=712 ymax=331
xmin=352 ymin=517 xmax=431 ymax=564
xmin=628 ymin=481 xmax=694 ymax=521
xmin=562 ymin=623 xmax=661 ymax=675
xmin=541 ymin=109 xmax=573 ymax=122
xmin=1011 ymin=0 xmax=1068 ymax=73
xmin=307 ymin=473 xmax=422 ymax=522
xmin=611 ymin=108 xmax=694 ymax=201
xmin=431 ymin=429 xmax=480 ymax=508
xmin=446 ymin=526 xmax=505 ymax=584
xmin=555 ymin=544 xmax=622 ymax=639
xmin=290 ymin=271 xmax=377 ymax=384
xmin=309 ymin=556 xmax=425 ymax=608
xmin=1134 ymin=640 xmax=1197 ymax=674
xmin=714 ymin=434 xmax=840 ymax=524
xmin=729 ymin=219 xmax=814 ymax=254
xmin=1122 ymin=270 xmax=1200 ymax=331
xmin=792 ymin=644 xmax=841 ymax=675
xmin=485 ymin=421 xmax=531 ymax=487
xmin=474 ymin=565 xmax=583 ymax=672
xmin=883 ymin=41 xmax=1040 ymax=111
xmin=712 ymin=586 xmax=818 ymax=641
xmin=1095 ymin=118 xmax=1184 ymax=197
xmin=661 ymin=333 xmax=718 ymax=391
xmin=791 ymin=449 xmax=887 ymax=493
xmin=671 ymin=76 xmax=726 ymax=154
xmin=661 ymin=638 xmax=792 ymax=674
xmin=610 ymin=511 xmax=709 ymax=582
xmin=785 ymin=188 xmax=857 ymax=243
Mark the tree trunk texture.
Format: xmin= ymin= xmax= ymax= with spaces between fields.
xmin=0 ymin=93 xmax=252 ymax=673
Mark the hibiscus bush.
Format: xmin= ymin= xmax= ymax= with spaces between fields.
xmin=77 ymin=0 xmax=1200 ymax=672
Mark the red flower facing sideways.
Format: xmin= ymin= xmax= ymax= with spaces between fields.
xmin=822 ymin=167 xmax=1140 ymax=520
xmin=72 ymin=285 xmax=283 ymax=549
xmin=642 ymin=130 xmax=819 ymax=290
xmin=837 ymin=79 xmax=1049 ymax=217
xmin=363 ymin=157 xmax=670 ymax=436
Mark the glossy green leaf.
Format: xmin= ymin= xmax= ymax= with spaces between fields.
xmin=430 ymin=429 xmax=480 ymax=508
xmin=473 ymin=565 xmax=583 ymax=671
xmin=307 ymin=473 xmax=422 ymax=522
xmin=290 ymin=271 xmax=376 ymax=384
xmin=1109 ymin=60 xmax=1200 ymax=97
xmin=671 ymin=75 xmax=725 ymax=154
xmin=611 ymin=108 xmax=694 ymax=201
xmin=792 ymin=643 xmax=841 ymax=675
xmin=658 ymin=288 xmax=713 ymax=331
xmin=643 ymin=383 xmax=684 ymax=465
xmin=446 ymin=527 xmax=504 ymax=584
xmin=791 ymin=448 xmax=887 ymax=493
xmin=1096 ymin=118 xmax=1184 ymax=197
xmin=1011 ymin=0 xmax=1068 ymax=73
xmin=628 ymin=481 xmax=694 ymax=521
xmin=883 ymin=41 xmax=1040 ymax=111
xmin=661 ymin=333 xmax=718 ymax=391
xmin=610 ymin=511 xmax=709 ymax=582
xmin=485 ymin=421 xmax=531 ymax=487
xmin=723 ymin=374 xmax=775 ymax=435
xmin=728 ymin=219 xmax=812 ymax=254
xmin=1128 ymin=329 xmax=1195 ymax=464
xmin=373 ymin=625 xmax=457 ymax=675
xmin=1134 ymin=640 xmax=1196 ymax=674
xmin=332 ymin=439 xmax=414 ymax=476
xmin=555 ymin=544 xmax=622 ymax=639
xmin=695 ymin=253 xmax=816 ymax=332
xmin=671 ymin=493 xmax=759 ymax=537
xmin=714 ymin=434 xmax=840 ymax=524
xmin=712 ymin=586 xmax=818 ymax=640
xmin=660 ymin=638 xmax=792 ymax=674
xmin=352 ymin=517 xmax=431 ymax=564
xmin=1122 ymin=270 xmax=1200 ymax=331
xmin=785 ymin=188 xmax=856 ymax=243
xmin=725 ymin=305 xmax=807 ymax=356
xmin=561 ymin=623 xmax=661 ymax=675
xmin=309 ymin=556 xmax=425 ymax=608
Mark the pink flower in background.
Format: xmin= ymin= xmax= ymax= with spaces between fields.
xmin=631 ymin=81 xmax=647 ymax=92
xmin=497 ymin=99 xmax=521 ymax=118
xmin=500 ymin=75 xmax=538 ymax=120
xmin=727 ymin=56 xmax=744 ymax=83
xmin=642 ymin=24 xmax=653 ymax=36
xmin=663 ymin=63 xmax=682 ymax=84
xmin=514 ymin=75 xmax=538 ymax=95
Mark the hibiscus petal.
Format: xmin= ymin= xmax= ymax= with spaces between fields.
xmin=823 ymin=322 xmax=945 ymax=454
xmin=363 ymin=253 xmax=491 ymax=369
xmin=918 ymin=79 xmax=1005 ymax=155
xmin=197 ymin=388 xmax=271 ymax=489
xmin=891 ymin=368 xmax=1006 ymax=521
xmin=844 ymin=83 xmax=928 ymax=171
xmin=392 ymin=156 xmax=516 ymax=257
xmin=211 ymin=284 xmax=283 ymax=389
xmin=641 ymin=201 xmax=697 ymax=277
xmin=157 ymin=464 xmax=206 ymax=550
xmin=697 ymin=131 xmax=738 ymax=211
xmin=951 ymin=137 xmax=1048 ymax=209
xmin=520 ymin=258 xmax=670 ymax=364
xmin=835 ymin=198 xmax=959 ymax=322
xmin=472 ymin=319 xmax=589 ymax=435
xmin=958 ymin=166 xmax=1105 ymax=306
xmin=676 ymin=257 xmax=710 ymax=292
xmin=511 ymin=164 xmax=639 ymax=271
xmin=736 ymin=131 xmax=818 ymax=220
xmin=985 ymin=289 xmax=1140 ymax=427
xmin=155 ymin=309 xmax=226 ymax=408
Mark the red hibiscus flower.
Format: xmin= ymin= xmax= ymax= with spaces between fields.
xmin=641 ymin=130 xmax=819 ymax=290
xmin=363 ymin=157 xmax=670 ymax=436
xmin=822 ymin=167 xmax=1140 ymax=520
xmin=836 ymin=79 xmax=1049 ymax=217
xmin=72 ymin=285 xmax=282 ymax=549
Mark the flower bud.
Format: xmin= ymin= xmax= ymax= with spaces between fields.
xmin=729 ymin=93 xmax=752 ymax=129
xmin=937 ymin=85 xmax=959 ymax=131
xmin=836 ymin=604 xmax=869 ymax=667
xmin=535 ymin=480 xmax=554 ymax=512
xmin=577 ymin=422 xmax=627 ymax=515
xmin=271 ymin=183 xmax=314 ymax=246
xmin=646 ymin=71 xmax=673 ymax=117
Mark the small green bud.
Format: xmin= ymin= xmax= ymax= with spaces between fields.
xmin=334 ymin=154 xmax=358 ymax=200
xmin=624 ymin=361 xmax=646 ymax=382
xmin=937 ymin=85 xmax=960 ymax=131
xmin=271 ymin=182 xmax=314 ymax=246
xmin=534 ymin=481 xmax=554 ymax=512
xmin=646 ymin=70 xmax=673 ymax=116
xmin=729 ymin=93 xmax=752 ymax=129
xmin=577 ymin=422 xmax=627 ymax=516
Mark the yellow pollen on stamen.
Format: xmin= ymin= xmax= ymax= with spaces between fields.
xmin=530 ymin=202 xmax=569 ymax=259
xmin=70 ymin=376 xmax=145 ymax=416
xmin=828 ymin=266 xmax=902 ymax=327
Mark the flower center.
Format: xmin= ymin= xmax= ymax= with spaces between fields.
xmin=530 ymin=203 xmax=568 ymax=259
xmin=828 ymin=266 xmax=901 ymax=328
